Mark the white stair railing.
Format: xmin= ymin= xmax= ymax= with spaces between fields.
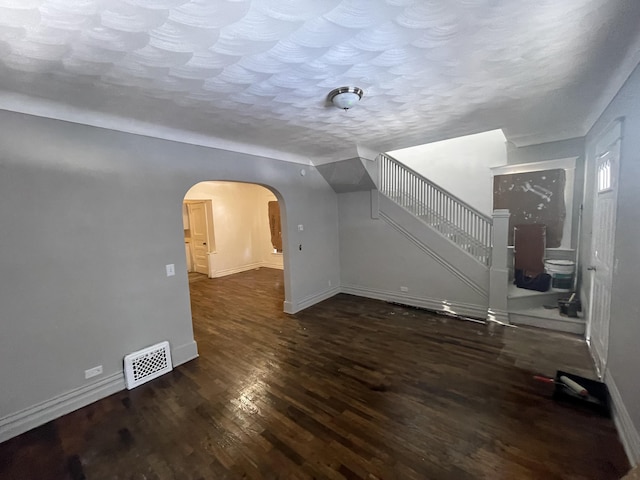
xmin=379 ymin=153 xmax=493 ymax=265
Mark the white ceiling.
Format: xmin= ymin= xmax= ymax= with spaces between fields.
xmin=0 ymin=0 xmax=639 ymax=164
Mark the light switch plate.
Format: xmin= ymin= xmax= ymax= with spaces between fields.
xmin=166 ymin=264 xmax=175 ymax=276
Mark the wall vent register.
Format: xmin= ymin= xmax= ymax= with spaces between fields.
xmin=124 ymin=341 xmax=173 ymax=390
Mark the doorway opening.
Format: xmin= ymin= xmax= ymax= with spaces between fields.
xmin=181 ymin=181 xmax=287 ymax=343
xmin=182 ymin=181 xmax=285 ymax=279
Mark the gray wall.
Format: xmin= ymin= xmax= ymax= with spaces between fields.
xmin=338 ymin=191 xmax=487 ymax=316
xmin=506 ymin=137 xmax=585 ymax=165
xmin=583 ymin=63 xmax=640 ymax=436
xmin=0 ymin=110 xmax=340 ymax=422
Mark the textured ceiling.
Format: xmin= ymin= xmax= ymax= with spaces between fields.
xmin=0 ymin=0 xmax=639 ymax=163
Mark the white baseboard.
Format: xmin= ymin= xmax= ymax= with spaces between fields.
xmin=0 ymin=339 xmax=199 ymax=444
xmin=172 ymin=340 xmax=199 ymax=366
xmin=211 ymin=262 xmax=283 ymax=278
xmin=261 ymin=261 xmax=284 ymax=270
xmin=0 ymin=372 xmax=125 ymax=444
xmin=487 ymin=308 xmax=510 ymax=325
xmin=211 ymin=262 xmax=263 ymax=278
xmin=378 ymin=208 xmax=488 ymax=298
xmin=607 ymin=373 xmax=640 ymax=467
xmin=284 ymin=286 xmax=341 ymax=314
xmin=262 ymin=254 xmax=284 ymax=270
xmin=341 ymin=284 xmax=487 ymax=320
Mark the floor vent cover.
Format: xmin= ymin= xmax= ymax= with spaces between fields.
xmin=124 ymin=341 xmax=172 ymax=390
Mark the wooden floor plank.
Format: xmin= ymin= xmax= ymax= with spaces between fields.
xmin=0 ymin=268 xmax=630 ymax=479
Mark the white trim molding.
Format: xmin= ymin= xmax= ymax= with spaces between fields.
xmin=379 ymin=210 xmax=488 ymax=297
xmin=607 ymin=373 xmax=640 ymax=467
xmin=0 ymin=372 xmax=125 ymax=444
xmin=341 ymin=284 xmax=488 ymax=320
xmin=0 ymin=92 xmax=312 ymax=166
xmin=209 ymin=262 xmax=284 ymax=279
xmin=262 ymin=255 xmax=285 ymax=271
xmin=172 ymin=340 xmax=199 ymax=367
xmin=487 ymin=308 xmax=510 ymax=325
xmin=583 ymin=31 xmax=640 ymax=137
xmin=284 ymin=286 xmax=341 ymax=314
xmin=0 ymin=339 xmax=198 ymax=444
xmin=210 ymin=262 xmax=262 ymax=278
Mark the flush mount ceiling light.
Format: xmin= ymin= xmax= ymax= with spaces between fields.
xmin=328 ymin=86 xmax=364 ymax=110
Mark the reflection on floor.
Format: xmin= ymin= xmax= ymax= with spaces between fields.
xmin=0 ymin=267 xmax=630 ymax=479
xmin=188 ymin=271 xmax=208 ymax=284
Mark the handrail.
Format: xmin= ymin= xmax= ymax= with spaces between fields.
xmin=379 ymin=153 xmax=492 ymax=221
xmin=378 ymin=153 xmax=493 ymax=265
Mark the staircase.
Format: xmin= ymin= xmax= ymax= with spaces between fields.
xmin=377 ymin=153 xmax=584 ymax=334
xmin=374 ymin=153 xmax=492 ymax=314
xmin=378 ymin=153 xmax=492 ymax=266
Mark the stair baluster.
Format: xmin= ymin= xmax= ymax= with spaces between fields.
xmin=378 ymin=153 xmax=493 ymax=265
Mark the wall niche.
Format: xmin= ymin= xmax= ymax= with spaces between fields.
xmin=494 ymin=168 xmax=566 ymax=247
xmin=491 ymin=157 xmax=576 ymax=250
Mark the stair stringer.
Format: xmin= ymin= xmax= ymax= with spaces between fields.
xmin=378 ymin=194 xmax=489 ymax=298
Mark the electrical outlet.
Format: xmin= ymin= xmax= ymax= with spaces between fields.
xmin=85 ymin=365 xmax=103 ymax=379
xmin=400 ymin=286 xmax=409 ymax=292
xmin=298 ymin=224 xmax=304 ymax=231
xmin=166 ymin=264 xmax=175 ymax=277
xmin=328 ymin=280 xmax=332 ymax=286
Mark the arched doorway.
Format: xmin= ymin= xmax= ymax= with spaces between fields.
xmin=181 ymin=180 xmax=287 ymax=342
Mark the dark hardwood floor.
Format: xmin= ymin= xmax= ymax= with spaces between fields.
xmin=0 ymin=268 xmax=630 ymax=479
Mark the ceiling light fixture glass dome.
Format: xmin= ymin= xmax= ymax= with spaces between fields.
xmin=328 ymin=86 xmax=364 ymax=110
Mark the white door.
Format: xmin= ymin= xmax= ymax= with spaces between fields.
xmin=188 ymin=202 xmax=210 ymax=275
xmin=586 ymin=121 xmax=621 ymax=378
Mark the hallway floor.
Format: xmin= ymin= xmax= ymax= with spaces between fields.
xmin=0 ymin=267 xmax=630 ymax=479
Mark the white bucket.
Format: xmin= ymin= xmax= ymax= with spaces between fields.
xmin=544 ymin=260 xmax=575 ymax=292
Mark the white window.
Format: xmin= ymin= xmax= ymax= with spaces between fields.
xmin=597 ymin=154 xmax=612 ymax=193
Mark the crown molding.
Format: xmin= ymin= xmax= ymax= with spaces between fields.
xmin=0 ymin=92 xmax=313 ymax=166
xmin=583 ymin=32 xmax=640 ymax=136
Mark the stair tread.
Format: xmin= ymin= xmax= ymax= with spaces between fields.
xmin=510 ymin=306 xmax=585 ymax=334
xmin=510 ymin=306 xmax=584 ymax=323
xmin=508 ymin=284 xmax=570 ymax=299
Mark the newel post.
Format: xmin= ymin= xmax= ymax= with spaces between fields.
xmin=488 ymin=209 xmax=511 ymax=324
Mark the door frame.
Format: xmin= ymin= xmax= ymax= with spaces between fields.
xmin=184 ymin=199 xmax=215 ymax=277
xmin=181 ymin=182 xmax=290 ymax=310
xmin=584 ymin=118 xmax=623 ymax=379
